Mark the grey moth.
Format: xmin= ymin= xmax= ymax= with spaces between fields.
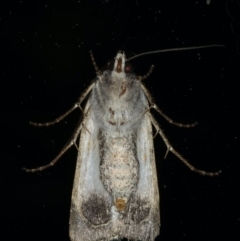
xmin=24 ymin=49 xmax=221 ymax=241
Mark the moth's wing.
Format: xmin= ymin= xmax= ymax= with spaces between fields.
xmin=135 ymin=99 xmax=160 ymax=238
xmin=69 ymin=100 xmax=112 ymax=241
xmin=69 ymin=93 xmax=160 ymax=241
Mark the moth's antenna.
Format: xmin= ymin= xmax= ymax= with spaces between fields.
xmin=127 ymin=44 xmax=225 ymax=61
xmin=89 ymin=50 xmax=101 ymax=75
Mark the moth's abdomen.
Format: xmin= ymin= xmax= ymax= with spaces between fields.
xmin=99 ymin=132 xmax=139 ymax=211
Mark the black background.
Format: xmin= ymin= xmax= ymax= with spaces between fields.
xmin=1 ymin=0 xmax=239 ymax=240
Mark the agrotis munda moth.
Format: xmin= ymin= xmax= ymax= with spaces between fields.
xmin=24 ymin=46 xmax=222 ymax=241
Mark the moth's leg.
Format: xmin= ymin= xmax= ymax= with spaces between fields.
xmin=149 ymin=113 xmax=221 ymax=176
xmin=23 ymin=121 xmax=83 ymax=172
xmin=137 ymin=65 xmax=154 ymax=81
xmin=141 ymin=83 xmax=197 ymax=128
xmin=78 ymin=81 xmax=96 ymax=106
xmin=30 ymin=82 xmax=95 ymax=127
xmin=89 ymin=50 xmax=101 ymax=75
xmin=30 ymin=103 xmax=80 ymax=126
xmin=71 ymin=122 xmax=91 ymax=152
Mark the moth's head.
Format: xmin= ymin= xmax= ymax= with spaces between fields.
xmin=110 ymin=51 xmax=133 ymax=79
xmin=113 ymin=51 xmax=126 ymax=74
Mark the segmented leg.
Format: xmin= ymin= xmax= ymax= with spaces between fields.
xmin=90 ymin=50 xmax=101 ymax=75
xmin=23 ymin=121 xmax=83 ymax=172
xmin=141 ymin=83 xmax=197 ymax=128
xmin=137 ymin=65 xmax=155 ymax=81
xmin=30 ymin=82 xmax=95 ymax=127
xmin=30 ymin=103 xmax=80 ymax=127
xmin=78 ymin=81 xmax=96 ymax=104
xmin=149 ymin=113 xmax=221 ymax=176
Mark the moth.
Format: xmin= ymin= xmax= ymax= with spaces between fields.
xmin=24 ymin=46 xmax=222 ymax=241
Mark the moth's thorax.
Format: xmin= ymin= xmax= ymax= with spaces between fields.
xmin=90 ymin=52 xmax=147 ymax=132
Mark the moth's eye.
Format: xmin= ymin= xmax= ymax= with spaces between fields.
xmin=125 ymin=62 xmax=133 ymax=73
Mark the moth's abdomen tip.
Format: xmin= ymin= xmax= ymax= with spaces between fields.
xmin=115 ymin=198 xmax=126 ymax=211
